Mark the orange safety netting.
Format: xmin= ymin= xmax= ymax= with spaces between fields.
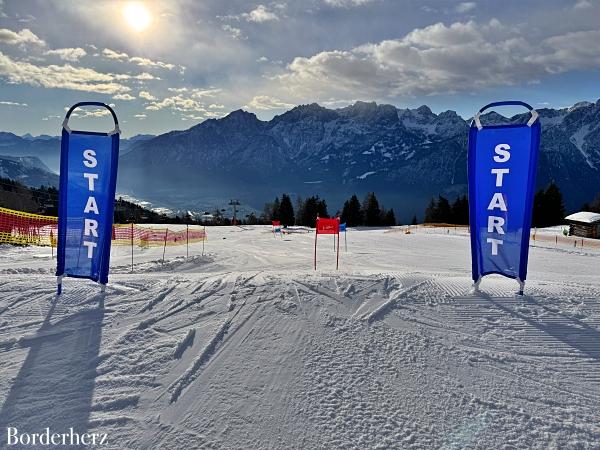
xmin=531 ymin=231 xmax=600 ymax=249
xmin=0 ymin=207 xmax=57 ymax=246
xmin=387 ymin=223 xmax=600 ymax=249
xmin=0 ymin=207 xmax=206 ymax=248
xmin=112 ymin=224 xmax=207 ymax=247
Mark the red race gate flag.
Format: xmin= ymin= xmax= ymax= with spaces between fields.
xmin=315 ymin=217 xmax=340 ymax=270
xmin=272 ymin=220 xmax=281 ymax=237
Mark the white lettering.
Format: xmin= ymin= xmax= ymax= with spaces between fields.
xmin=83 ymin=241 xmax=97 ymax=259
xmin=491 ymin=168 xmax=509 ymax=187
xmin=487 ymin=238 xmax=504 ymax=255
xmin=69 ymin=428 xmax=79 ymax=446
xmin=7 ymin=427 xmax=17 ymax=445
xmin=487 ymin=193 xmax=507 ymax=212
xmin=493 ymin=143 xmax=511 ymax=163
xmin=6 ymin=427 xmax=109 ymax=446
xmin=84 ymin=196 xmax=99 ymax=215
xmin=83 ymin=149 xmax=97 ymax=168
xmin=39 ymin=430 xmax=48 ymax=445
xmin=83 ymin=173 xmax=98 ymax=191
xmin=84 ymin=219 xmax=98 ymax=237
xmin=487 ymin=216 xmax=505 ymax=234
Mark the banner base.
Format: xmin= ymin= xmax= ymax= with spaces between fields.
xmin=516 ymin=278 xmax=525 ymax=296
xmin=57 ymin=275 xmax=64 ymax=295
xmin=469 ymin=278 xmax=481 ymax=295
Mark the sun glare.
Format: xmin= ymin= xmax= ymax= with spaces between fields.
xmin=123 ymin=2 xmax=152 ymax=32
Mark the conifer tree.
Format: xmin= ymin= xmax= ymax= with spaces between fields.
xmin=341 ymin=194 xmax=363 ymax=226
xmin=362 ymin=192 xmax=382 ymax=226
xmin=300 ymin=196 xmax=328 ymax=226
xmin=532 ymin=182 xmax=565 ymax=227
xmin=384 ymin=208 xmax=396 ymax=226
xmin=279 ymin=194 xmax=295 ymax=226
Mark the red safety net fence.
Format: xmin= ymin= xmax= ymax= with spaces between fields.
xmin=0 ymin=206 xmax=58 ymax=246
xmin=385 ymin=223 xmax=600 ymax=249
xmin=112 ymin=224 xmax=207 ymax=247
xmin=0 ymin=207 xmax=207 ymax=248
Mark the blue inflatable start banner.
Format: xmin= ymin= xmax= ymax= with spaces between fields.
xmin=56 ymin=102 xmax=120 ymax=294
xmin=468 ymin=101 xmax=541 ymax=295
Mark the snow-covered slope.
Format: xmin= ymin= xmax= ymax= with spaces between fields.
xmin=0 ymin=227 xmax=599 ymax=449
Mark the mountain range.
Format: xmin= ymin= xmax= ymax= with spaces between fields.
xmin=0 ymin=155 xmax=58 ymax=188
xmin=2 ymin=100 xmax=599 ymax=221
xmin=119 ymin=99 xmax=600 ymax=220
xmin=0 ymin=132 xmax=154 ymax=173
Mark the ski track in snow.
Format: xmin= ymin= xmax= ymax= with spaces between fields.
xmin=0 ymin=225 xmax=599 ymax=449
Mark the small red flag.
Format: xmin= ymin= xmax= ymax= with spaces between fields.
xmin=316 ymin=218 xmax=339 ymax=235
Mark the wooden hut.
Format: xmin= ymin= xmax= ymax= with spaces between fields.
xmin=565 ymin=211 xmax=600 ymax=239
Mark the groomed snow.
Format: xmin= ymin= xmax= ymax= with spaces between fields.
xmin=0 ymin=226 xmax=599 ymax=449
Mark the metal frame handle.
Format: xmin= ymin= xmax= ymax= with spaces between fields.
xmin=472 ymin=100 xmax=538 ymax=130
xmin=62 ymin=102 xmax=120 ymax=135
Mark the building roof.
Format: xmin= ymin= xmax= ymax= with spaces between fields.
xmin=565 ymin=211 xmax=600 ymax=224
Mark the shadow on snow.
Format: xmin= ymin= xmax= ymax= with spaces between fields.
xmin=0 ymin=291 xmax=105 ymax=448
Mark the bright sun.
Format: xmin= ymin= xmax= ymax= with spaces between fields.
xmin=123 ymin=2 xmax=152 ymax=32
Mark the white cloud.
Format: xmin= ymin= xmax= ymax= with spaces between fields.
xmin=274 ymin=19 xmax=600 ymax=100
xmin=0 ymin=51 xmax=141 ymax=94
xmin=85 ymin=109 xmax=111 ymax=117
xmin=128 ymin=72 xmax=156 ymax=81
xmin=101 ymin=48 xmax=176 ymax=70
xmin=243 ymin=5 xmax=279 ymax=22
xmin=181 ymin=113 xmax=205 ymax=121
xmin=323 ymin=0 xmax=378 ymax=7
xmin=130 ymin=56 xmax=175 ymax=70
xmin=145 ymin=95 xmax=206 ymax=113
xmin=0 ymin=28 xmax=45 ymax=46
xmin=222 ymin=24 xmax=244 ymax=40
xmin=68 ymin=108 xmax=111 ymax=118
xmin=16 ymin=13 xmax=35 ymax=24
xmin=204 ymin=111 xmax=226 ymax=118
xmin=527 ymin=30 xmax=600 ymax=72
xmin=102 ymin=48 xmax=128 ymax=60
xmin=167 ymin=87 xmax=222 ymax=98
xmin=455 ymin=2 xmax=476 ymax=13
xmin=139 ymin=90 xmax=157 ymax=100
xmin=42 ymin=114 xmax=61 ymax=121
xmin=574 ymin=0 xmax=592 ymax=9
xmin=0 ymin=100 xmax=27 ymax=106
xmin=190 ymin=88 xmax=222 ymax=98
xmin=113 ymin=93 xmax=136 ymax=100
xmin=44 ymin=47 xmax=87 ymax=62
xmin=134 ymin=113 xmax=147 ymax=119
xmin=245 ymin=95 xmax=294 ymax=110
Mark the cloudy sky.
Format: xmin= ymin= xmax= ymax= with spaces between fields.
xmin=0 ymin=0 xmax=599 ymax=137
